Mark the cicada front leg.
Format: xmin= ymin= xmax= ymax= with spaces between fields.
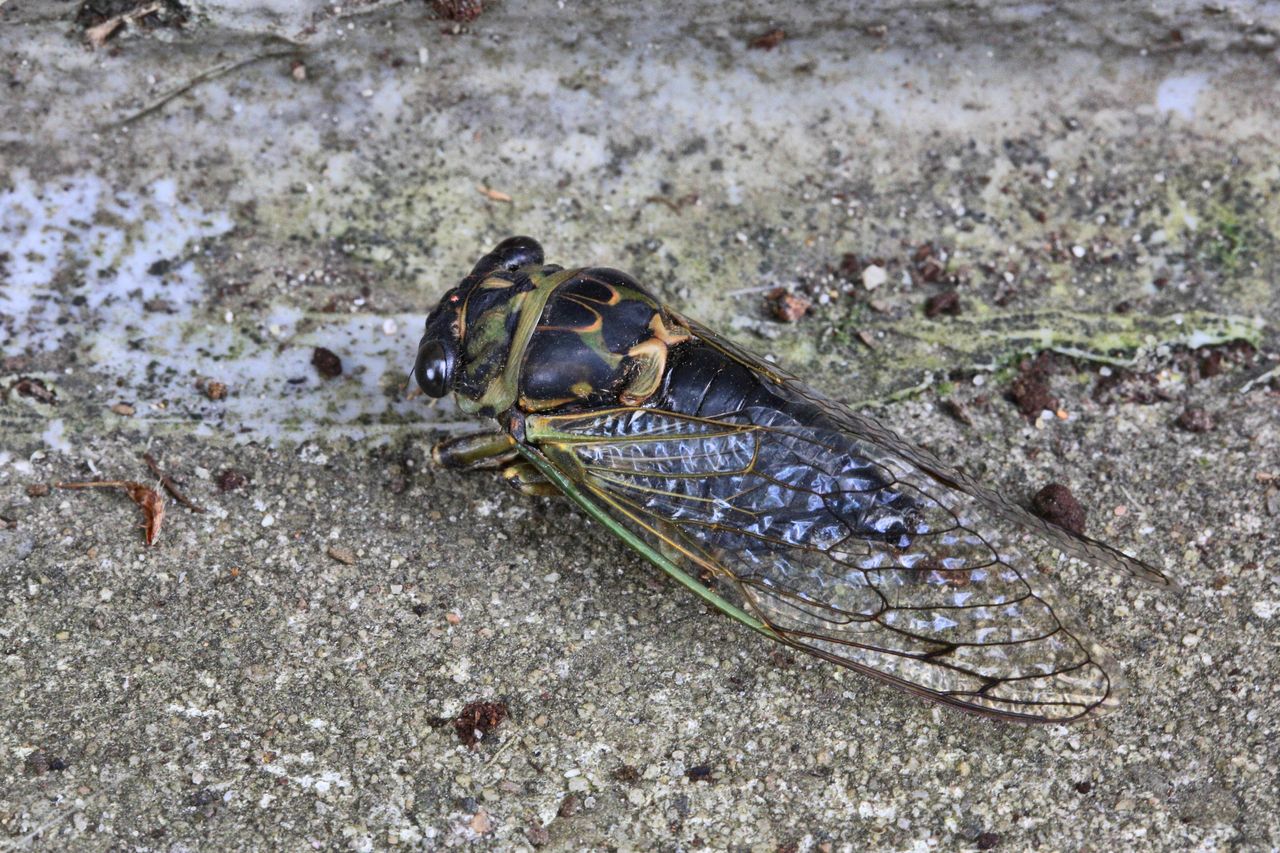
xmin=502 ymin=461 xmax=561 ymax=497
xmin=432 ymin=431 xmax=518 ymax=470
xmin=433 ymin=432 xmax=561 ymax=497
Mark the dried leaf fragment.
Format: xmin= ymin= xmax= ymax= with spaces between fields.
xmin=56 ymin=480 xmax=166 ymax=545
xmin=477 ymin=185 xmax=513 ymax=203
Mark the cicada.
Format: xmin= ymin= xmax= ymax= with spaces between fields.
xmin=413 ymin=237 xmax=1175 ymax=723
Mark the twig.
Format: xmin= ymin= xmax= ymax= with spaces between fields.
xmin=1238 ymin=361 xmax=1279 ymax=394
xmin=142 ymin=452 xmax=206 ymax=513
xmin=4 ymin=805 xmax=76 ymax=849
xmin=483 ymin=733 xmax=522 ymax=769
xmin=112 ymin=47 xmax=302 ymax=129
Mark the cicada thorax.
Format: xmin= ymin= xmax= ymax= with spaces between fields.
xmin=514 ymin=268 xmax=691 ymax=413
xmin=448 ymin=262 xmax=690 ymax=418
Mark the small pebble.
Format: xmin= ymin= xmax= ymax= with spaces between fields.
xmin=327 ymin=544 xmax=357 ymax=565
xmin=861 ymin=265 xmax=887 ymax=290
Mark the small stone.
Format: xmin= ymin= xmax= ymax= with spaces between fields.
xmin=290 ymin=61 xmax=306 ymax=81
xmin=445 ymin=611 xmax=462 ymax=625
xmin=111 ymin=402 xmax=135 ymax=416
xmin=767 ymin=289 xmax=810 ymax=322
xmin=327 ymin=545 xmax=357 ymax=565
xmin=526 ymin=824 xmax=550 ymax=846
xmin=469 ymin=809 xmax=492 ymax=834
xmin=1175 ymin=407 xmax=1214 ymax=433
xmin=1030 ymin=483 xmax=1087 ymax=535
xmin=204 ymin=381 xmax=228 ymax=401
xmin=557 ymin=794 xmax=582 ymax=817
xmin=861 ymin=264 xmax=887 ymax=290
xmin=976 ymin=832 xmax=1001 ymax=850
xmin=311 ymin=347 xmax=343 ymax=379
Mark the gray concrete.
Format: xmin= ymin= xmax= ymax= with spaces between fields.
xmin=2 ymin=1 xmax=1278 ymax=849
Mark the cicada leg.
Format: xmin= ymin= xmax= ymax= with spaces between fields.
xmin=432 ymin=431 xmax=518 ymax=470
xmin=502 ymin=461 xmax=562 ymax=497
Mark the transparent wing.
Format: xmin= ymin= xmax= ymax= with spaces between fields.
xmin=523 ymin=321 xmax=1171 ymax=722
xmin=674 ymin=313 xmax=1176 ymax=589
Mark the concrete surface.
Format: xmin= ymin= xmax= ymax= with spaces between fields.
xmin=2 ymin=0 xmax=1279 ymax=849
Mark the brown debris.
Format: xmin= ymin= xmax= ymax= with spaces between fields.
xmin=56 ymin=480 xmax=166 ymax=545
xmin=454 ymin=701 xmax=508 ymax=746
xmin=912 ymin=242 xmax=949 ymax=283
xmin=1008 ymin=353 xmax=1057 ymax=419
xmin=1030 ymin=483 xmax=1086 ymax=535
xmin=749 ymin=28 xmax=786 ymax=50
xmin=7 ymin=377 xmax=57 ymax=404
xmin=311 ymin=347 xmax=343 ymax=379
xmin=142 ymin=452 xmax=206 ymax=513
xmin=111 ymin=402 xmax=136 ymax=416
xmin=215 ymin=468 xmax=249 ymax=492
xmin=203 ymin=380 xmax=228 ymax=401
xmin=685 ymin=764 xmax=713 ymax=782
xmin=432 ymin=0 xmax=484 ymax=22
xmin=557 ymin=794 xmax=582 ymax=818
xmin=924 ymin=289 xmax=961 ymax=318
xmin=26 ymin=484 xmax=51 ymax=498
xmin=766 ymin=288 xmax=811 ymax=322
xmin=644 ymin=192 xmax=700 ymax=214
xmin=82 ymin=1 xmax=167 ymax=49
xmin=613 ymin=765 xmax=641 ymax=784
xmin=976 ymin=831 xmax=1002 ymax=850
xmin=940 ymin=398 xmax=974 ymax=426
xmin=1175 ymin=407 xmax=1215 ymax=433
xmin=837 ymin=252 xmax=862 ymax=280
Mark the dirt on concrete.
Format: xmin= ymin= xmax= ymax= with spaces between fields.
xmin=1 ymin=1 xmax=1278 ymax=849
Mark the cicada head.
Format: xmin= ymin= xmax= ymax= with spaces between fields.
xmin=414 ymin=236 xmax=553 ymax=415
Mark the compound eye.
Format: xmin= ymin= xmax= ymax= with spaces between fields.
xmin=414 ymin=339 xmax=453 ymax=398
